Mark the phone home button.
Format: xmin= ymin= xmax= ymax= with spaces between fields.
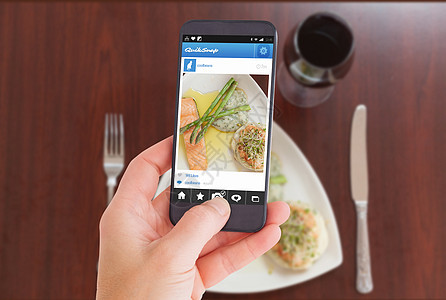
xmin=172 ymin=188 xmax=191 ymax=203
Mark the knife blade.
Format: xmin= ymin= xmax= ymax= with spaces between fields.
xmin=351 ymin=105 xmax=369 ymax=202
xmin=350 ymin=104 xmax=373 ymax=294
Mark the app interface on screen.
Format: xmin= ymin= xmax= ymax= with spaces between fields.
xmin=173 ymin=34 xmax=274 ymax=206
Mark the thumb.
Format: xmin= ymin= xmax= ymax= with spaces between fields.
xmin=164 ymin=197 xmax=230 ymax=264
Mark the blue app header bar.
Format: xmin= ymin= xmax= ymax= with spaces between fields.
xmin=182 ymin=42 xmax=273 ymax=59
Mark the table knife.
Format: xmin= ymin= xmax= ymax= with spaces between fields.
xmin=350 ymin=104 xmax=373 ymax=294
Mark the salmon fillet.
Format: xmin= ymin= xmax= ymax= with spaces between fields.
xmin=180 ymin=98 xmax=208 ymax=170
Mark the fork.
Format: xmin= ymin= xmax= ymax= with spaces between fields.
xmin=103 ymin=113 xmax=125 ymax=205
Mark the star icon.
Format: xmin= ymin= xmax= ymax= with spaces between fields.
xmin=197 ymin=192 xmax=204 ymax=201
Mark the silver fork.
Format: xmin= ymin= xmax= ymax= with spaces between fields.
xmin=103 ymin=113 xmax=125 ymax=205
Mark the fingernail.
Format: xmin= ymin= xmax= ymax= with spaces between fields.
xmin=206 ymin=197 xmax=230 ymax=216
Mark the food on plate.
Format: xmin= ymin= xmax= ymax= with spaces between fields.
xmin=188 ymin=77 xmax=237 ymax=144
xmin=267 ymin=202 xmax=328 ymax=270
xmin=180 ymin=78 xmax=253 ymax=141
xmin=269 ymin=152 xmax=286 ymax=202
xmin=231 ymin=123 xmax=266 ymax=171
xmin=212 ymin=88 xmax=249 ymax=132
xmin=179 ymin=104 xmax=250 ymax=135
xmin=269 ymin=183 xmax=284 ymax=203
xmin=180 ymin=97 xmax=208 ymax=170
xmin=194 ymin=80 xmax=238 ymax=143
xmin=270 ymin=152 xmax=283 ymax=177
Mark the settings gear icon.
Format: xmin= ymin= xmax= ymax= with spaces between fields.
xmin=259 ymin=46 xmax=268 ymax=55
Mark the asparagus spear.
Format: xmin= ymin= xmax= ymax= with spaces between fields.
xmin=180 ymin=105 xmax=251 ymax=134
xmin=214 ymin=104 xmax=250 ymax=118
xmin=270 ymin=175 xmax=287 ymax=184
xmin=194 ymin=81 xmax=238 ymax=144
xmin=189 ymin=77 xmax=235 ymax=143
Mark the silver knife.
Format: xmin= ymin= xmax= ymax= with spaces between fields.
xmin=350 ymin=105 xmax=373 ymax=294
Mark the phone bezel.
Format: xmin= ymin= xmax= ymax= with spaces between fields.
xmin=169 ymin=20 xmax=278 ymax=232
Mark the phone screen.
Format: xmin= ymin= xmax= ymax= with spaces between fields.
xmin=171 ymin=33 xmax=275 ymax=229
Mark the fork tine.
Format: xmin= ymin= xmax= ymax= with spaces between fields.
xmin=104 ymin=113 xmax=109 ymax=156
xmin=119 ymin=114 xmax=124 ymax=156
xmin=115 ymin=114 xmax=120 ymax=155
xmin=113 ymin=114 xmax=117 ymax=155
xmin=111 ymin=113 xmax=117 ymax=155
xmin=109 ymin=114 xmax=113 ymax=155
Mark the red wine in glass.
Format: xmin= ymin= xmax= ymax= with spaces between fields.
xmin=278 ymin=12 xmax=355 ymax=107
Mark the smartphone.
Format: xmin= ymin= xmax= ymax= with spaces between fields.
xmin=169 ymin=20 xmax=277 ymax=232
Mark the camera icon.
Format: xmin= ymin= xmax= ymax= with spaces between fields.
xmin=211 ymin=190 xmax=226 ymax=199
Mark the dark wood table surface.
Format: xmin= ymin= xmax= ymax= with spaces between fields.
xmin=1 ymin=2 xmax=445 ymax=299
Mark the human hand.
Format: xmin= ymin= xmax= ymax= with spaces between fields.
xmin=96 ymin=136 xmax=290 ymax=299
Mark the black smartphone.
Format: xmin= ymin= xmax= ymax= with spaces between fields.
xmin=169 ymin=20 xmax=277 ymax=232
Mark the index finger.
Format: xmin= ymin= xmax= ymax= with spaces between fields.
xmin=115 ymin=136 xmax=173 ymax=203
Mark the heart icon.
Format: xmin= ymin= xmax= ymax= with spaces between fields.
xmin=177 ymin=180 xmax=182 ymax=184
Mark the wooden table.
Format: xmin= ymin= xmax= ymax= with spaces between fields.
xmin=1 ymin=2 xmax=445 ymax=299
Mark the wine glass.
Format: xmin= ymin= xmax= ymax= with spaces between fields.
xmin=278 ymin=12 xmax=355 ymax=107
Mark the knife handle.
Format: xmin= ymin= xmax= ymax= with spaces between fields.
xmin=355 ymin=201 xmax=373 ymax=293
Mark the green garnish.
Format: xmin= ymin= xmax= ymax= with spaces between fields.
xmin=270 ymin=175 xmax=287 ymax=184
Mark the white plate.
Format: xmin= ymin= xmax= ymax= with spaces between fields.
xmin=177 ymin=73 xmax=269 ymax=171
xmin=155 ymin=123 xmax=343 ymax=293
